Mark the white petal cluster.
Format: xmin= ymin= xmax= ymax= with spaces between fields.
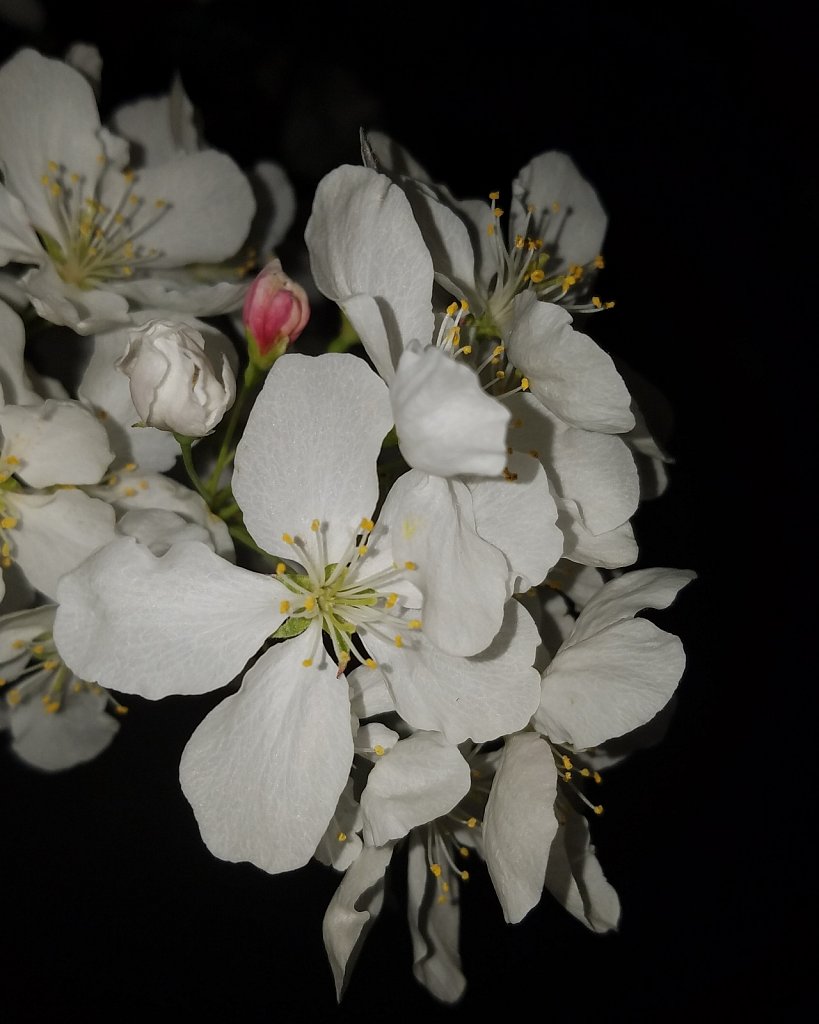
xmin=0 ymin=43 xmax=695 ymax=1008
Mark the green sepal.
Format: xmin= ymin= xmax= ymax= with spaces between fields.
xmin=271 ymin=616 xmax=311 ymax=639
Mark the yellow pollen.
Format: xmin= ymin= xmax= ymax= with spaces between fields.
xmin=310 ymin=519 xmax=320 ymax=532
xmin=408 ymin=619 xmax=422 ymax=630
xmin=460 ymin=299 xmax=469 ymax=312
xmin=459 ymin=846 xmax=469 ymax=858
xmin=594 ymin=255 xmax=605 ymax=269
xmin=593 ymin=805 xmax=604 ymax=816
xmin=495 ymin=370 xmax=505 ymax=379
xmin=32 ymin=644 xmax=45 ymax=656
xmin=487 ymin=224 xmax=495 ymax=237
xmin=5 ymin=455 xmax=20 ymax=465
xmin=114 ymin=704 xmax=129 ymax=716
xmin=360 ymin=517 xmax=375 ymax=532
xmin=1 ymin=543 xmax=10 ymax=558
xmin=43 ymin=700 xmax=60 ymax=714
xmin=430 ymin=863 xmax=442 ymax=877
xmin=276 ymin=563 xmax=286 ymax=575
xmin=139 ymin=480 xmax=149 ymax=490
xmin=337 ymin=832 xmax=347 ymax=842
xmin=437 ymin=895 xmax=448 ymax=905
xmin=594 ymin=771 xmax=603 ymax=784
xmin=460 ymin=871 xmax=469 ymax=881
xmin=123 ymin=487 xmax=137 ymax=497
xmin=364 ymin=658 xmax=377 ymax=670
xmin=605 ymin=301 xmax=615 ymax=309
xmin=564 ymin=771 xmax=572 ymax=781
xmin=592 ymin=296 xmax=602 ymax=308
xmin=385 ymin=593 xmax=398 ymax=608
xmin=441 ymin=882 xmax=450 ymax=893
xmin=580 ymin=768 xmax=591 ymax=777
xmin=492 ymin=344 xmax=505 ymax=357
xmin=279 ymin=600 xmax=291 ymax=614
xmin=446 ymin=301 xmax=459 ymax=316
xmin=514 ymin=235 xmax=525 ymax=249
xmin=2 ymin=557 xmax=12 ymax=568
xmin=122 ymin=169 xmax=135 ymax=182
xmin=7 ymin=688 xmax=21 ymax=706
xmin=302 ymin=658 xmax=313 ymax=668
xmin=466 ymin=817 xmax=478 ymax=829
xmin=520 ymin=378 xmax=530 ymax=391
xmin=373 ymin=745 xmax=385 ymax=756
xmin=282 ymin=533 xmax=294 ymax=544
xmin=460 ymin=345 xmax=472 ymax=355
xmin=488 ymin=191 xmax=500 ymax=200
xmin=357 ymin=545 xmax=368 ymax=556
xmin=303 ymin=596 xmax=316 ymax=611
xmin=128 ymin=195 xmax=140 ymax=206
xmin=493 ymin=207 xmax=504 ymax=218
xmin=562 ymin=755 xmax=573 ymax=770
xmin=530 ymin=269 xmax=545 ymax=284
xmin=394 ymin=636 xmax=403 ymax=648
xmin=1 ymin=516 xmax=18 ymax=529
xmin=43 ymin=659 xmax=59 ymax=671
xmin=11 ymin=640 xmax=24 ymax=650
xmin=403 ymin=561 xmax=417 ymax=571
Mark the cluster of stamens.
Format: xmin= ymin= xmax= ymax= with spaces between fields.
xmin=274 ymin=517 xmax=422 ymax=673
xmin=38 ymin=157 xmax=168 ymax=288
xmin=0 ymin=454 xmax=24 ymax=570
xmin=551 ymin=745 xmax=604 ymax=816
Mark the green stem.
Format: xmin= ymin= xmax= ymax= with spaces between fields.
xmin=228 ymin=523 xmax=271 ymax=558
xmin=175 ymin=435 xmax=212 ymax=506
xmin=206 ymin=362 xmax=261 ymax=494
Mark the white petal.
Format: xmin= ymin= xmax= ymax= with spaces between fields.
xmin=392 ymin=341 xmax=511 ymax=477
xmin=110 ymin=76 xmax=198 ymax=167
xmin=0 ymin=184 xmax=42 ymax=267
xmin=234 ymin=353 xmax=392 ymax=564
xmin=483 ymin=732 xmax=559 ymax=923
xmin=111 ymin=273 xmax=248 ymax=317
xmin=558 ymin=499 xmax=638 ymax=568
xmin=0 ymin=299 xmax=39 ymax=405
xmin=347 ymin=666 xmax=396 ymax=719
xmin=511 ymin=151 xmax=607 ymax=268
xmin=22 ymin=262 xmax=131 ymax=334
xmin=545 ymin=809 xmax=620 ymax=933
xmin=314 ymin=777 xmax=363 ymax=871
xmin=180 ymin=630 xmax=354 ymax=874
xmin=535 ymin=618 xmax=687 ymax=748
xmin=0 ymin=400 xmax=113 ymax=486
xmin=363 ymin=600 xmax=540 ymax=744
xmin=112 ymin=151 xmax=255 ymax=266
xmin=466 ymin=450 xmax=562 ymax=591
xmin=507 ymin=292 xmax=634 ymax=433
xmin=249 ymin=160 xmax=296 ymax=256
xmin=54 ymin=538 xmax=284 ymax=697
xmin=377 ymin=470 xmax=509 ymax=656
xmin=567 ymin=566 xmax=697 ymax=646
xmin=305 ymin=165 xmax=435 ymax=382
xmin=9 ymin=489 xmax=116 ymax=599
xmin=407 ymin=830 xmax=466 ymax=1004
xmin=0 ymin=604 xmax=55 ymax=666
xmin=361 ymin=732 xmax=470 ymax=846
xmin=322 ymin=843 xmax=394 ymax=1001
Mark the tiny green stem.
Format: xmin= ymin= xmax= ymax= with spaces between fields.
xmin=206 ymin=362 xmax=261 ymax=494
xmin=175 ymin=435 xmax=211 ymax=506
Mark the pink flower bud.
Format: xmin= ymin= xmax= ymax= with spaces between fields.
xmin=242 ymin=258 xmax=310 ymax=368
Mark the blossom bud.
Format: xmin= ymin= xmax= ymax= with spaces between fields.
xmin=117 ymin=320 xmax=236 ymax=438
xmin=242 ymin=258 xmax=310 ymax=369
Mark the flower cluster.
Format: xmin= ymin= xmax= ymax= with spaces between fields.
xmin=1 ymin=46 xmax=694 ymax=1004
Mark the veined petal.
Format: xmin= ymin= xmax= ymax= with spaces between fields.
xmin=234 ymin=353 xmax=392 ymax=564
xmin=23 ymin=262 xmax=131 ymax=335
xmin=0 ymin=184 xmax=43 ymax=267
xmin=0 ymin=400 xmax=113 ymax=486
xmin=363 ymin=600 xmax=541 ymax=744
xmin=392 ymin=341 xmax=511 ymax=477
xmin=322 ymin=843 xmax=394 ymax=1001
xmin=545 ymin=809 xmax=620 ymax=933
xmin=9 ymin=489 xmax=116 ymax=599
xmin=305 ymin=165 xmax=435 ymax=382
xmin=54 ymin=538 xmax=285 ymax=697
xmin=0 ymin=300 xmax=39 ymax=405
xmin=180 ymin=630 xmax=354 ymax=874
xmin=557 ymin=499 xmax=639 ymax=568
xmin=511 ymin=151 xmax=607 ymax=269
xmin=506 ymin=291 xmax=634 ymax=433
xmin=483 ymin=732 xmax=559 ymax=924
xmin=361 ymin=732 xmax=471 ymax=846
xmin=377 ymin=470 xmax=509 ymax=656
xmin=465 ymin=450 xmax=563 ymax=592
xmin=535 ymin=618 xmax=686 ymax=748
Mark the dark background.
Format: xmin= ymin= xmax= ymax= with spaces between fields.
xmin=1 ymin=1 xmax=808 ymax=1020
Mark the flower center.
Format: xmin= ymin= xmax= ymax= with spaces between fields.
xmin=274 ymin=517 xmax=421 ymax=672
xmin=37 ymin=158 xmax=168 ymax=289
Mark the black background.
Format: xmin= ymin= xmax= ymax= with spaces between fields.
xmin=1 ymin=1 xmax=809 ymax=1020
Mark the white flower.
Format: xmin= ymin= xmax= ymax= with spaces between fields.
xmin=54 ymin=352 xmax=542 ymax=874
xmin=116 ymin=319 xmax=236 ymax=437
xmin=0 ymin=49 xmax=255 ymax=333
xmin=0 ymin=605 xmax=123 ymax=771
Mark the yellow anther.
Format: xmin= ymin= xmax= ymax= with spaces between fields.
xmin=460 ymin=871 xmax=469 ymax=881
xmin=40 ymin=174 xmax=50 ymax=186
xmin=441 ymin=881 xmax=450 ymax=893
xmin=437 ymin=895 xmax=448 ymax=905
xmin=466 ymin=817 xmax=478 ymax=829
xmin=373 ymin=745 xmax=385 ymax=756
xmin=282 ymin=532 xmax=294 ymax=544
xmin=530 ymin=269 xmax=545 ymax=284
xmin=564 ymin=771 xmax=573 ymax=781
xmin=593 ymin=805 xmax=604 ymax=815
xmin=488 ymin=191 xmax=500 ymax=200
xmin=493 ymin=207 xmax=504 ymax=218
xmin=460 ymin=299 xmax=469 ymax=312
xmin=337 ymin=832 xmax=347 ymax=842
xmin=360 ymin=517 xmax=375 ymax=532
xmin=385 ymin=593 xmax=398 ymax=608
xmin=551 ymin=201 xmax=561 ymax=212
xmin=120 ymin=266 xmax=134 ymax=277
xmin=605 ymin=301 xmax=615 ymax=309
xmin=593 ymin=771 xmax=603 ymax=784
xmin=0 ymin=472 xmax=7 ymax=484
xmin=7 ymin=688 xmax=21 ymax=706
xmin=124 ymin=462 xmax=138 ymax=472
xmin=122 ymin=169 xmax=135 ymax=182
xmin=357 ymin=545 xmax=368 ymax=556
xmin=430 ymin=863 xmax=442 ymax=877
xmin=364 ymin=658 xmax=377 ymax=670
xmin=394 ymin=636 xmax=404 ymax=648
xmin=580 ymin=768 xmax=591 ymax=777
xmin=128 ymin=195 xmax=140 ymax=205
xmin=138 ymin=480 xmax=149 ymax=490
xmin=592 ymin=296 xmax=602 ymax=308
xmin=459 ymin=846 xmax=469 ymax=858
xmin=5 ymin=455 xmax=20 ymax=466
xmin=460 ymin=345 xmax=472 ymax=355
xmin=446 ymin=301 xmax=459 ymax=317
xmin=10 ymin=639 xmax=24 ymax=650
xmin=2 ymin=558 xmax=13 ymax=568
xmin=32 ymin=644 xmax=45 ymax=656
xmin=495 ymin=370 xmax=506 ymax=379
xmin=276 ymin=563 xmax=286 ymax=575
xmin=310 ymin=519 xmax=320 ymax=532
xmin=487 ymin=224 xmax=495 ymax=237
xmin=520 ymin=378 xmax=530 ymax=391
xmin=408 ymin=619 xmax=422 ymax=630
xmin=514 ymin=235 xmax=525 ymax=249
xmin=302 ymin=658 xmax=313 ymax=668
xmin=594 ymin=255 xmax=605 ymax=269
xmin=123 ymin=487 xmax=137 ymax=497
xmin=562 ymin=755 xmax=573 ymax=770
xmin=403 ymin=561 xmax=417 ymax=571
xmin=43 ymin=700 xmax=60 ymax=714
xmin=114 ymin=704 xmax=129 ymax=716
xmin=1 ymin=516 xmax=18 ymax=529
xmin=303 ymin=596 xmax=316 ymax=611
xmin=48 ymin=160 xmax=59 ymax=172
xmin=492 ymin=344 xmax=505 ymax=357
xmin=1 ymin=543 xmax=10 ymax=558
xmin=279 ymin=600 xmax=291 ymax=614
xmin=43 ymin=659 xmax=59 ymax=671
